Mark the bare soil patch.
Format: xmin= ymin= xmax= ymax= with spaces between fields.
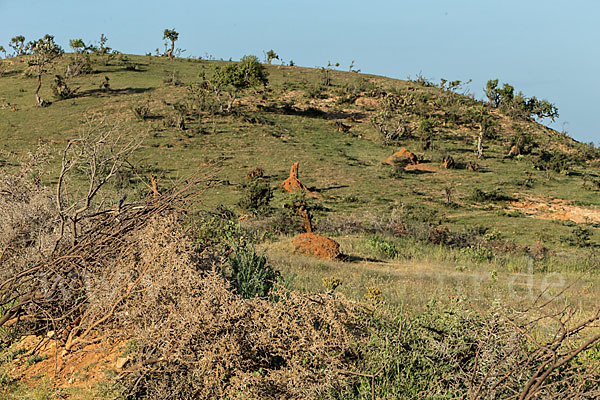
xmin=511 ymin=197 xmax=600 ymax=224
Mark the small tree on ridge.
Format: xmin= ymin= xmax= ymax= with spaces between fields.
xmin=266 ymin=49 xmax=278 ymax=64
xmin=163 ymin=29 xmax=179 ymax=59
xmin=9 ymin=35 xmax=27 ymax=56
xmin=28 ymin=34 xmax=64 ymax=106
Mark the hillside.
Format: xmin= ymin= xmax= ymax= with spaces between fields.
xmin=1 ymin=54 xmax=599 ymax=247
xmin=1 ymin=52 xmax=600 ymax=399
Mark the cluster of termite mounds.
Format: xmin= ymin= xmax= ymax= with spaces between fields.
xmin=280 ymin=162 xmax=341 ymax=260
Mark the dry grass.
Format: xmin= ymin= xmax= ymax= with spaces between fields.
xmin=265 ymin=235 xmax=600 ymax=315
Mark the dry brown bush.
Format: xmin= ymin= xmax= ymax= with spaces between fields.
xmin=98 ymin=215 xmax=365 ymax=399
xmin=0 ymin=147 xmax=58 ymax=288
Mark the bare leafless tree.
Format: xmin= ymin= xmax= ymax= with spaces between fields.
xmin=53 ymin=116 xmax=142 ymax=247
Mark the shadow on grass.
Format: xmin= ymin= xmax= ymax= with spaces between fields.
xmin=137 ymin=114 xmax=164 ymax=121
xmin=339 ymin=254 xmax=386 ymax=263
xmin=314 ymin=185 xmax=350 ymax=193
xmin=77 ymin=87 xmax=154 ymax=98
xmin=258 ymin=104 xmax=366 ymax=121
xmin=92 ymin=62 xmax=150 ymax=74
xmin=0 ymin=70 xmax=24 ymax=78
xmin=405 ymin=168 xmax=436 ymax=175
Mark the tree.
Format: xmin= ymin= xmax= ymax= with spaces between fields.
xmin=475 ymin=109 xmax=494 ymax=159
xmin=484 ymin=79 xmax=500 ymax=107
xmin=66 ymin=38 xmax=92 ymax=76
xmin=69 ymin=38 xmax=87 ymax=53
xmin=484 ymin=79 xmax=559 ymax=122
xmin=213 ymin=55 xmax=268 ymax=112
xmin=525 ymin=97 xmax=559 ymax=121
xmin=320 ymin=61 xmax=339 ymax=86
xmin=265 ymin=49 xmax=278 ymax=64
xmin=0 ymin=46 xmax=5 ymax=76
xmin=98 ymin=34 xmax=111 ymax=54
xmin=498 ymin=82 xmax=514 ymax=104
xmin=9 ymin=35 xmax=26 ymax=56
xmin=54 ymin=116 xmax=141 ymax=243
xmin=163 ymin=29 xmax=179 ymax=59
xmin=88 ymin=34 xmax=112 ymax=56
xmin=27 ymin=34 xmax=64 ymax=106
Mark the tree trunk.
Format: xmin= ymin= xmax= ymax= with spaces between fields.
xmin=213 ymin=87 xmax=224 ymax=113
xmin=35 ymin=73 xmax=43 ymax=106
xmin=476 ymin=130 xmax=484 ymax=159
xmin=226 ymin=92 xmax=236 ymax=112
xmin=167 ymin=40 xmax=174 ymax=59
xmin=298 ymin=205 xmax=313 ymax=233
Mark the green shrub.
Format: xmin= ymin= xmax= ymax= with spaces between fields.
xmin=26 ymin=354 xmax=48 ymax=366
xmin=265 ymin=49 xmax=278 ymax=64
xmin=306 ymin=83 xmax=327 ymax=99
xmin=484 ymin=79 xmax=559 ymax=121
xmin=470 ymin=188 xmax=513 ymax=203
xmin=389 ymin=158 xmax=410 ymax=178
xmin=51 ymin=74 xmax=78 ymax=99
xmin=458 ymin=245 xmax=493 ymax=263
xmin=237 ymin=177 xmax=272 ymax=215
xmin=192 ymin=212 xmax=241 ymax=261
xmin=562 ymin=226 xmax=594 ymax=248
xmin=419 ymin=117 xmax=436 ymax=150
xmin=228 ymin=244 xmax=279 ymax=299
xmin=341 ymin=302 xmax=488 ymax=398
xmin=369 ymin=235 xmax=400 ymax=259
xmin=67 ymin=54 xmax=93 ymax=77
xmin=213 ymin=55 xmax=269 ymax=112
xmin=509 ymin=131 xmax=537 ymax=155
xmin=533 ymin=150 xmax=575 ymax=174
xmin=163 ymin=69 xmax=183 ymax=86
xmin=265 ymin=207 xmax=304 ymax=235
xmin=132 ymin=100 xmax=151 ymax=120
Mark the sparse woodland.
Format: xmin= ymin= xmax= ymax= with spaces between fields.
xmin=0 ymin=33 xmax=599 ymax=399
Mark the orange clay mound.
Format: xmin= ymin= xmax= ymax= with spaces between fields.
xmin=293 ymin=233 xmax=341 ymax=260
xmin=385 ymin=148 xmax=418 ymax=165
xmin=281 ymin=162 xmax=318 ymax=198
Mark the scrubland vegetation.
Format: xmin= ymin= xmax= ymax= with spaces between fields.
xmin=1 ymin=33 xmax=600 ymax=399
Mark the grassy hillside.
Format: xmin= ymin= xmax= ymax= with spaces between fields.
xmin=1 ymin=53 xmax=599 ymax=248
xmin=1 ymin=51 xmax=600 ymax=399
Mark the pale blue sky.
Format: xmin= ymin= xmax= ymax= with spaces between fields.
xmin=1 ymin=1 xmax=598 ymax=142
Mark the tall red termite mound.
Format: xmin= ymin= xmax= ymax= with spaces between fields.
xmin=281 ymin=162 xmax=318 ymax=198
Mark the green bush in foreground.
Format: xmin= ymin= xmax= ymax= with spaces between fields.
xmin=228 ymin=244 xmax=279 ymax=299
